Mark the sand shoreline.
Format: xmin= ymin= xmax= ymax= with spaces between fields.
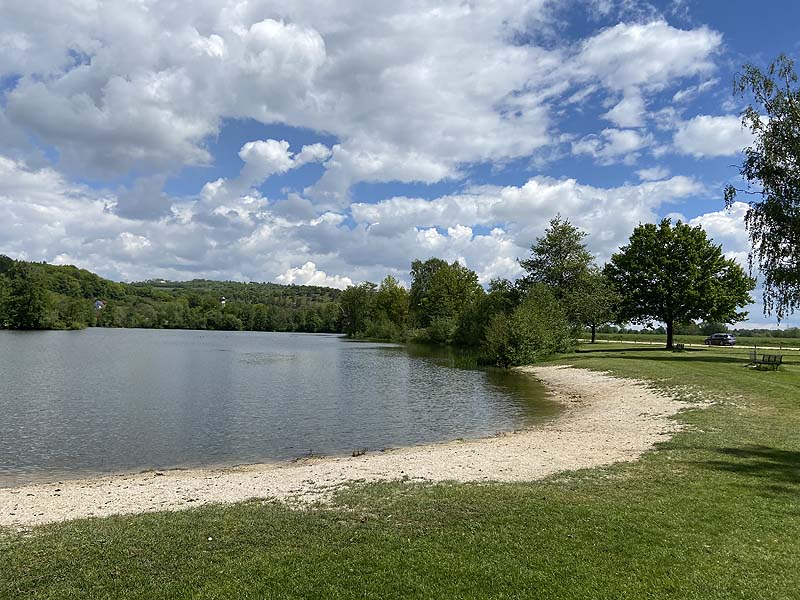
xmin=0 ymin=365 xmax=695 ymax=529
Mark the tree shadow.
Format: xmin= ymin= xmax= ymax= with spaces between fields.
xmin=577 ymin=346 xmax=667 ymax=354
xmin=575 ymin=348 xmax=755 ymax=364
xmin=615 ymin=355 xmax=760 ymax=364
xmin=701 ymin=445 xmax=800 ymax=495
xmin=575 ymin=346 xmax=798 ymax=366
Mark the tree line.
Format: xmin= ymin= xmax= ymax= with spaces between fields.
xmin=0 ymin=256 xmax=342 ymax=333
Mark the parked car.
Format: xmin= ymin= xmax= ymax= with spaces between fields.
xmin=704 ymin=333 xmax=736 ymax=346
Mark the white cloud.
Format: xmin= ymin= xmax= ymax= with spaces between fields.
xmin=308 ymin=143 xmax=456 ymax=206
xmin=0 ymin=1 xmax=562 ymax=195
xmin=0 ymin=4 xmax=733 ymax=207
xmin=674 ymin=115 xmax=754 ymax=158
xmin=636 ymin=166 xmax=670 ymax=181
xmin=196 ymin=139 xmax=331 ymax=213
xmin=238 ymin=140 xmax=296 ymax=184
xmin=574 ymin=20 xmax=720 ymax=138
xmin=688 ymin=201 xmax=751 ymax=262
xmin=577 ymin=21 xmax=721 ymax=92
xmin=0 ymin=153 xmax=703 ymax=284
xmin=602 ymin=93 xmax=646 ymax=128
xmin=671 ymin=78 xmax=719 ymax=103
xmin=686 ymin=202 xmax=776 ymax=323
xmin=352 ymin=175 xmax=705 ymax=264
xmin=276 ymin=262 xmax=353 ymax=289
xmin=294 ymin=143 xmax=333 ymax=167
xmin=572 ymin=128 xmax=653 ymax=164
xmin=3 ymin=151 xmax=787 ymax=325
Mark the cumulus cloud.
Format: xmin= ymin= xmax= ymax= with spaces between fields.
xmin=276 ymin=262 xmax=353 ymax=289
xmin=0 ymin=3 xmax=734 ymax=207
xmin=577 ymin=21 xmax=721 ymax=92
xmin=602 ymin=93 xmax=646 ymax=128
xmin=238 ymin=140 xmax=296 ymax=184
xmin=238 ymin=139 xmax=330 ymax=187
xmin=685 ymin=202 xmax=783 ymax=325
xmin=572 ymin=128 xmax=653 ymax=164
xmin=688 ymin=201 xmax=751 ymax=264
xmin=674 ymin=115 xmax=754 ymax=158
xmin=3 ymin=10 xmax=329 ymax=176
xmin=574 ymin=20 xmax=720 ymax=137
xmin=0 ymin=1 xmax=561 ymax=193
xmin=294 ymin=143 xmax=333 ymax=167
xmin=196 ymin=139 xmax=331 ymax=215
xmin=352 ymin=175 xmax=705 ymax=264
xmin=113 ymin=175 xmax=173 ymax=220
xmin=636 ymin=166 xmax=670 ymax=181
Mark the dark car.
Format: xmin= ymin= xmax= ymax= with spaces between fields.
xmin=704 ymin=333 xmax=736 ymax=346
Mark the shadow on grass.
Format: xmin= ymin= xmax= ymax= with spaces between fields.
xmin=576 ymin=346 xmax=800 ymax=366
xmin=577 ymin=346 xmax=668 ymax=353
xmin=701 ymin=445 xmax=800 ymax=494
xmin=576 ymin=348 xmax=754 ymax=364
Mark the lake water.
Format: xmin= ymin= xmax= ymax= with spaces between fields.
xmin=0 ymin=329 xmax=559 ymax=486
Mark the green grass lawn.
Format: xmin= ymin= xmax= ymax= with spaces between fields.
xmin=2 ymin=344 xmax=799 ymax=599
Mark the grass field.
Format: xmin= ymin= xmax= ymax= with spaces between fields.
xmin=2 ymin=343 xmax=799 ymax=599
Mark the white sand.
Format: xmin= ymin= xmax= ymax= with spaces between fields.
xmin=0 ymin=365 xmax=694 ymax=529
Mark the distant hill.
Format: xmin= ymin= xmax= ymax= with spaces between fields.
xmin=0 ymin=256 xmax=343 ymax=332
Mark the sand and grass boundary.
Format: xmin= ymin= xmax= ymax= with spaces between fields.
xmin=0 ymin=365 xmax=696 ymax=529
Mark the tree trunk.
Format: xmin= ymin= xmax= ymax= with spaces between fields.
xmin=591 ymin=323 xmax=596 ymax=343
xmin=666 ymin=320 xmax=674 ymax=350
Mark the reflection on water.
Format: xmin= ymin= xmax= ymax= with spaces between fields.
xmin=0 ymin=329 xmax=560 ymax=486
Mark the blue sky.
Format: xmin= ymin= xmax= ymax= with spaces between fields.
xmin=0 ymin=0 xmax=798 ymax=327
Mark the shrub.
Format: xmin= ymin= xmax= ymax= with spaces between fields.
xmin=484 ymin=285 xmax=574 ymax=367
xmin=426 ymin=316 xmax=458 ymax=345
xmin=363 ymin=314 xmax=405 ymax=341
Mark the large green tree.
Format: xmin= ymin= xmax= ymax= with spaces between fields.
xmin=519 ymin=215 xmax=612 ymax=337
xmin=568 ymin=268 xmax=618 ymax=343
xmin=454 ymin=278 xmax=521 ymax=347
xmin=605 ymin=219 xmax=755 ymax=349
xmin=519 ymin=215 xmax=594 ymax=297
xmin=374 ymin=276 xmax=409 ymax=327
xmin=0 ymin=273 xmax=9 ymax=326
xmin=725 ymin=54 xmax=800 ymax=320
xmin=338 ymin=282 xmax=377 ymax=336
xmin=409 ymin=258 xmax=482 ymax=329
xmin=6 ymin=262 xmax=53 ymax=329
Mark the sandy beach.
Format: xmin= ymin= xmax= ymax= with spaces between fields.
xmin=0 ymin=365 xmax=695 ymax=529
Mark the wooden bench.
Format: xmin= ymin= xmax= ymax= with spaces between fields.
xmin=749 ymin=350 xmax=783 ymax=370
xmin=759 ymin=354 xmax=783 ymax=370
xmin=673 ymin=343 xmax=685 ymax=352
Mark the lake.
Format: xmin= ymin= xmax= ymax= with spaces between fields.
xmin=0 ymin=329 xmax=559 ymax=486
